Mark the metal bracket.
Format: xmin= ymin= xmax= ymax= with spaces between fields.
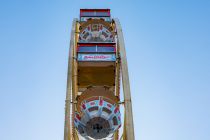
xmin=118 ymin=101 xmax=125 ymax=105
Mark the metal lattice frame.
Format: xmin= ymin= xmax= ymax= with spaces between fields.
xmin=64 ymin=18 xmax=135 ymax=140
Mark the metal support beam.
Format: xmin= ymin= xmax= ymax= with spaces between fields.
xmin=64 ymin=19 xmax=77 ymax=140
xmin=114 ymin=18 xmax=135 ymax=140
xmin=72 ymin=19 xmax=79 ymax=140
xmin=114 ymin=45 xmax=121 ymax=140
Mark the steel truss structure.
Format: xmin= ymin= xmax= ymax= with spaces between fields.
xmin=64 ymin=9 xmax=135 ymax=140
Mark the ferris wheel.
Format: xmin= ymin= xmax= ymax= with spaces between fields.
xmin=64 ymin=9 xmax=135 ymax=140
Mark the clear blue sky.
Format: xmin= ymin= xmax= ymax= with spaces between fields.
xmin=0 ymin=0 xmax=209 ymax=140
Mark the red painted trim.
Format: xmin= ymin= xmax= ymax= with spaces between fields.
xmin=108 ymin=9 xmax=111 ymax=16
xmin=80 ymin=9 xmax=110 ymax=12
xmin=78 ymin=43 xmax=116 ymax=46
xmin=82 ymin=104 xmax=86 ymax=110
xmin=107 ymin=103 xmax=112 ymax=108
xmin=78 ymin=45 xmax=115 ymax=47
xmin=99 ymin=99 xmax=103 ymax=106
xmin=80 ymin=9 xmax=111 ymax=17
xmin=114 ymin=107 xmax=119 ymax=114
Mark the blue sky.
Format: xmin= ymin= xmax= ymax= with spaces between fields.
xmin=0 ymin=0 xmax=209 ymax=140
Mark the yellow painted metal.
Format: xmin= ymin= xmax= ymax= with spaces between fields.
xmin=114 ymin=18 xmax=135 ymax=140
xmin=65 ymin=15 xmax=135 ymax=140
xmin=78 ymin=66 xmax=115 ymax=87
xmin=64 ymin=19 xmax=77 ymax=140
xmin=72 ymin=20 xmax=79 ymax=140
xmin=77 ymin=87 xmax=119 ymax=111
xmin=114 ymin=43 xmax=121 ymax=140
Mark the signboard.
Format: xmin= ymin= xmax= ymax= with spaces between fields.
xmin=78 ymin=54 xmax=116 ymax=61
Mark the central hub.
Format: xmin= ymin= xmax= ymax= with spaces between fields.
xmin=86 ymin=117 xmax=110 ymax=139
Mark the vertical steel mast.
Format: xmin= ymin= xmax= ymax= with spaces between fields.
xmin=64 ymin=9 xmax=135 ymax=140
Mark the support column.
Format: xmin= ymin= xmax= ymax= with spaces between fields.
xmin=114 ymin=18 xmax=135 ymax=140
xmin=64 ymin=19 xmax=77 ymax=140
